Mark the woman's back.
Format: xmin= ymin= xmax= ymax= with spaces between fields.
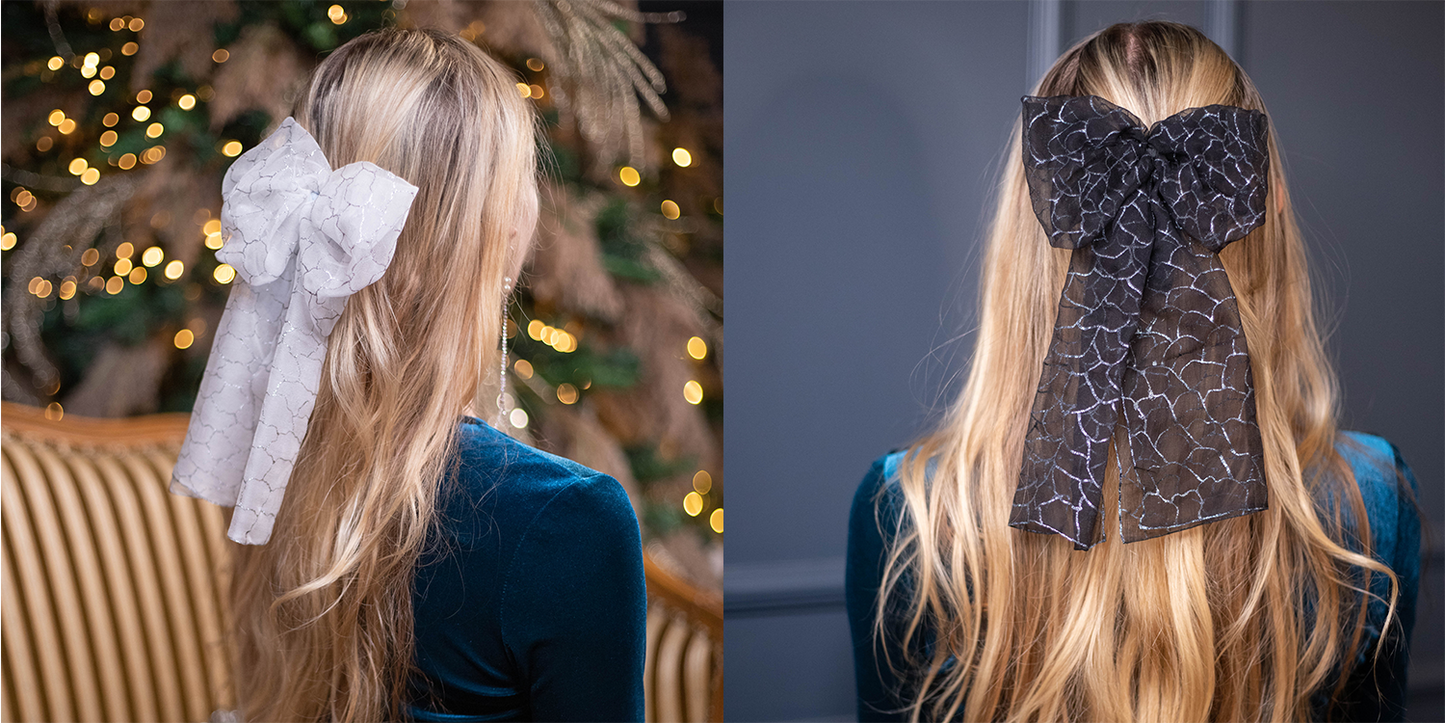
xmin=847 ymin=430 xmax=1421 ymax=721
xmin=406 ymin=416 xmax=646 ymax=721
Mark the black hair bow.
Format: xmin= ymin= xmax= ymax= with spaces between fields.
xmin=1011 ymin=95 xmax=1271 ymax=550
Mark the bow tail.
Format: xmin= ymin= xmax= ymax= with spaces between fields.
xmin=1116 ymin=238 xmax=1268 ymax=542
xmin=228 ymin=288 xmax=334 ymax=545
xmin=1012 ymin=251 xmax=1148 ymax=549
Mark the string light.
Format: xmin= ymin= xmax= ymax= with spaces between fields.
xmin=618 ymin=166 xmax=640 ymax=187
xmin=687 ymin=336 xmax=707 ymax=360
xmin=683 ymin=380 xmax=703 ymax=405
xmin=683 ymin=491 xmax=704 ymax=516
xmin=672 ymin=147 xmax=692 ymax=167
xmin=709 ymin=508 xmax=723 ymax=534
xmin=557 ymin=383 xmax=579 ymax=404
xmin=163 ymin=259 xmax=184 ymax=280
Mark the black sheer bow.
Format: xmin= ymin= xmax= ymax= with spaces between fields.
xmin=1011 ymin=94 xmax=1270 ymax=550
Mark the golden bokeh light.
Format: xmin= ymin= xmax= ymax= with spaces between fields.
xmin=136 ymin=89 xmax=152 ymax=103
xmin=221 ymin=140 xmax=243 ymax=157
xmin=709 ymin=508 xmax=723 ymax=534
xmin=526 ymin=58 xmax=545 ymax=71
xmin=36 ymin=136 xmax=53 ymax=152
xmin=48 ymin=109 xmax=65 ymax=126
xmin=509 ymin=407 xmax=529 ymax=429
xmin=527 ymin=319 xmax=545 ymax=340
xmin=100 ymin=130 xmax=118 ymax=147
xmin=163 ymin=259 xmax=185 ymax=280
xmin=174 ymin=329 xmax=194 ymax=349
xmin=205 ymin=233 xmax=224 ymax=250
xmin=121 ymin=42 xmax=138 ymax=56
xmin=146 ymin=122 xmax=164 ymax=138
xmin=105 ymin=276 xmax=124 ymax=295
xmin=80 ymin=168 xmax=100 ymax=185
xmin=114 ymin=258 xmax=133 ymax=276
xmin=212 ymin=48 xmax=229 ymax=63
xmin=683 ymin=380 xmax=703 ymax=405
xmin=118 ymin=153 xmax=137 ymax=170
xmin=81 ymin=248 xmax=100 ymax=266
xmin=128 ymin=266 xmax=146 ymax=284
xmin=327 ymin=4 xmax=347 ymax=23
xmin=116 ymin=242 xmax=134 ymax=258
xmin=516 ymin=82 xmax=531 ymax=98
xmin=660 ymin=200 xmax=680 ymax=220
xmin=528 ymin=84 xmax=544 ymax=99
xmin=128 ymin=17 xmax=144 ymax=31
xmin=683 ymin=491 xmax=704 ymax=517
xmin=45 ymin=403 xmax=64 ymax=422
xmin=58 ymin=119 xmax=76 ymax=135
xmin=672 ymin=147 xmax=692 ymax=167
xmin=110 ymin=17 xmax=125 ymax=31
xmin=68 ymin=158 xmax=88 ymax=175
xmin=141 ymin=246 xmax=164 ymax=266
xmin=178 ymin=93 xmax=196 ymax=110
xmin=514 ymin=359 xmax=534 ymax=379
xmin=693 ymin=470 xmax=712 ymax=494
xmin=687 ymin=336 xmax=707 ymax=360
xmin=1 ymin=232 xmax=15 ymax=251
xmin=618 ymin=166 xmax=641 ymax=187
xmin=213 ymin=263 xmax=236 ymax=284
xmin=203 ymin=219 xmax=222 ymax=235
xmin=100 ymin=66 xmax=115 ymax=80
xmin=47 ymin=56 xmax=64 ymax=71
xmin=557 ymin=383 xmax=579 ymax=405
xmin=58 ymin=279 xmax=76 ymax=300
xmin=88 ymin=79 xmax=105 ymax=96
xmin=131 ymin=105 xmax=150 ymax=121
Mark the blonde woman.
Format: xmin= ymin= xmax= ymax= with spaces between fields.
xmin=846 ymin=21 xmax=1421 ymax=723
xmin=170 ymin=29 xmax=645 ymax=721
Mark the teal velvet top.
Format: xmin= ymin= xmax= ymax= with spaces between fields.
xmin=404 ymin=416 xmax=647 ymax=721
xmin=846 ymin=431 xmax=1421 ymax=722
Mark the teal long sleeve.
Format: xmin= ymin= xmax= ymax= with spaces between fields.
xmin=405 ymin=416 xmax=647 ymax=722
xmin=846 ymin=431 xmax=1421 ymax=722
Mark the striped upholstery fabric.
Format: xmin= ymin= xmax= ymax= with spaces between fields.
xmin=1 ymin=402 xmax=723 ymax=722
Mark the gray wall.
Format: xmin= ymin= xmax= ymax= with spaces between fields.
xmin=724 ymin=2 xmax=1444 ymax=720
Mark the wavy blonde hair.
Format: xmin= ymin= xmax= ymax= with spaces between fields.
xmin=228 ymin=28 xmax=539 ymax=722
xmin=879 ymin=22 xmax=1399 ymax=723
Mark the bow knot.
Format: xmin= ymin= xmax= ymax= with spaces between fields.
xmin=1012 ymin=95 xmax=1270 ymax=549
xmin=171 ymin=117 xmax=419 ymax=545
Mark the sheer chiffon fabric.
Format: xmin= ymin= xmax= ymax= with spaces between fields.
xmin=1012 ymin=95 xmax=1271 ymax=549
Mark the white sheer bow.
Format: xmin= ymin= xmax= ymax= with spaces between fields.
xmin=170 ymin=117 xmax=419 ymax=544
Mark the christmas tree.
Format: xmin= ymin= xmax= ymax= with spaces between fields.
xmin=1 ymin=0 xmax=723 ymax=588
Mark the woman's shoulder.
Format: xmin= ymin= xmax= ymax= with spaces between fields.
xmin=1333 ymin=430 xmax=1420 ymax=567
xmin=445 ymin=416 xmax=637 ymax=537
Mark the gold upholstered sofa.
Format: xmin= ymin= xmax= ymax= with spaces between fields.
xmin=0 ymin=401 xmax=722 ymax=722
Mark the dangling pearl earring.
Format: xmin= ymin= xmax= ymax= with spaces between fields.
xmin=497 ymin=277 xmax=513 ymax=428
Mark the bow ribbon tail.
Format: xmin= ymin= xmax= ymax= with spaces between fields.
xmin=227 ymin=284 xmax=335 ymax=545
xmin=1115 ymin=229 xmax=1268 ymax=542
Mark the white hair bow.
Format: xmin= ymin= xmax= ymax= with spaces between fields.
xmin=170 ymin=117 xmax=419 ymax=545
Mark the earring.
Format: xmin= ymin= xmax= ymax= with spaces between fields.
xmin=497 ymin=277 xmax=513 ymax=427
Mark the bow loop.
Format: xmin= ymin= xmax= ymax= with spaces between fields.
xmin=216 ymin=118 xmax=332 ymax=286
xmin=299 ymin=162 xmax=418 ymax=336
xmin=1150 ymin=106 xmax=1270 ymax=251
xmin=1021 ymin=95 xmax=1148 ymax=250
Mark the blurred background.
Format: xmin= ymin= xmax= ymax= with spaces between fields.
xmin=726 ymin=1 xmax=1442 ymax=720
xmin=1 ymin=0 xmax=723 ymax=591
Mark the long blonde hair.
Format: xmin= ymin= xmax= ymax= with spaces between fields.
xmin=228 ymin=28 xmax=539 ymax=722
xmin=880 ymin=22 xmax=1398 ymax=722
